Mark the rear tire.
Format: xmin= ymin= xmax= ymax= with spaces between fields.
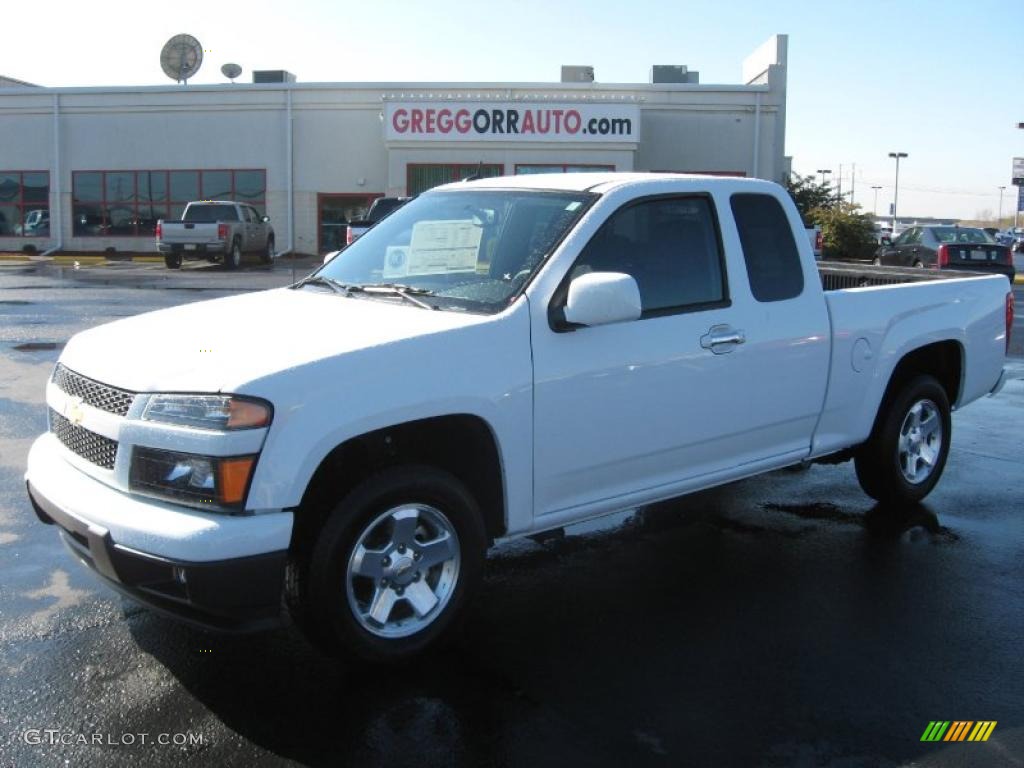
xmin=913 ymin=260 xmax=924 ymax=268
xmin=163 ymin=252 xmax=182 ymax=269
xmin=296 ymin=466 xmax=486 ymax=662
xmin=225 ymin=239 xmax=242 ymax=270
xmin=872 ymin=256 xmax=882 ymax=266
xmin=854 ymin=374 xmax=951 ymax=505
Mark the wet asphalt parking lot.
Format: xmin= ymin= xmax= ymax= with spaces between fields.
xmin=1 ymin=260 xmax=1023 ymax=767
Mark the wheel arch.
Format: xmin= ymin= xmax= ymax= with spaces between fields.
xmin=869 ymin=339 xmax=963 ymax=438
xmin=290 ymin=414 xmax=507 ymax=556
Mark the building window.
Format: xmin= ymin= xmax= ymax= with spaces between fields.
xmin=407 ymin=164 xmax=503 ymax=196
xmin=71 ymin=169 xmax=266 ymax=237
xmin=514 ymin=164 xmax=614 ymax=175
xmin=0 ymin=171 xmax=50 ymax=237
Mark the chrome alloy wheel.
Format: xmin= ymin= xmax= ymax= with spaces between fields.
xmin=345 ymin=504 xmax=460 ymax=638
xmin=898 ymin=398 xmax=943 ymax=484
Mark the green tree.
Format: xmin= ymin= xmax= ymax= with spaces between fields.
xmin=784 ymin=174 xmax=839 ymax=225
xmin=810 ymin=202 xmax=877 ymax=260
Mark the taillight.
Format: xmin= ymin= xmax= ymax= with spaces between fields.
xmin=155 ymin=221 xmax=162 ymax=240
xmin=1000 ymin=246 xmax=1013 ymax=266
xmin=346 ymin=226 xmax=355 ymax=246
xmin=1008 ymin=291 xmax=1015 ymax=354
xmin=936 ymin=244 xmax=949 ymax=268
xmin=217 ymin=223 xmax=228 ymax=240
xmin=815 ymin=230 xmax=823 ymax=251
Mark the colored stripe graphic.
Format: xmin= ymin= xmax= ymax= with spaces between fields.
xmin=921 ymin=721 xmax=996 ymax=742
xmin=921 ymin=721 xmax=950 ymax=741
xmin=968 ymin=721 xmax=997 ymax=742
xmin=945 ymin=721 xmax=971 ymax=741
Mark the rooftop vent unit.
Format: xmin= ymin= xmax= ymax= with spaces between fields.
xmin=252 ymin=70 xmax=296 ymax=83
xmin=560 ymin=66 xmax=594 ymax=83
xmin=651 ymin=65 xmax=699 ymax=84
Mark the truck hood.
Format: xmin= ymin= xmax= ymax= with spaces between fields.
xmin=59 ymin=287 xmax=491 ymax=393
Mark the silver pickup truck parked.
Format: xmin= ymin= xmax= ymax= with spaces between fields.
xmin=156 ymin=201 xmax=275 ymax=270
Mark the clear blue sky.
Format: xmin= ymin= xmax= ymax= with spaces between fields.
xmin=6 ymin=0 xmax=1022 ymax=220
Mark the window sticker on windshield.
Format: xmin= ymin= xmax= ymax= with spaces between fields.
xmin=384 ymin=219 xmax=483 ymax=278
xmin=566 ymin=201 xmax=582 ymax=211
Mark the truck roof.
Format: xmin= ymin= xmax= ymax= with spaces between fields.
xmin=446 ymin=172 xmax=778 ymax=195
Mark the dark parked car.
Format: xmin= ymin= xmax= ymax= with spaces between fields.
xmin=873 ymin=225 xmax=1015 ymax=281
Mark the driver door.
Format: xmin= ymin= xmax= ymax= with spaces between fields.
xmin=530 ymin=194 xmax=747 ymax=518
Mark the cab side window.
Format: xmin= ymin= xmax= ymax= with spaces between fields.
xmin=730 ymin=193 xmax=804 ymax=303
xmin=571 ymin=196 xmax=726 ymax=316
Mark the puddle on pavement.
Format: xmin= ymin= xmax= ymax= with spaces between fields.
xmin=764 ymin=500 xmax=959 ymax=542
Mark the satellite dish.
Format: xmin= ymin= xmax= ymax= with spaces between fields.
xmin=160 ymin=34 xmax=203 ymax=84
xmin=221 ymin=63 xmax=243 ymax=82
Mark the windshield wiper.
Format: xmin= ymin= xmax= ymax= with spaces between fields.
xmin=292 ymin=275 xmax=355 ymax=294
xmin=353 ymin=283 xmax=437 ymax=310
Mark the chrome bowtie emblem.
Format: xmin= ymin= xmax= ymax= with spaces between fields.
xmin=66 ymin=397 xmax=85 ymax=426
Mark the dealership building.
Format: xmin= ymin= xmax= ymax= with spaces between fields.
xmin=0 ymin=35 xmax=790 ymax=255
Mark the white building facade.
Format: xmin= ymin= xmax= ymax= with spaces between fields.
xmin=0 ymin=36 xmax=789 ymax=255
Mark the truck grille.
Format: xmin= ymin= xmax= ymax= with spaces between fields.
xmin=52 ymin=363 xmax=136 ymax=417
xmin=49 ymin=408 xmax=118 ymax=469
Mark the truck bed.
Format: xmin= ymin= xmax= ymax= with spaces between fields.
xmin=812 ymin=263 xmax=1010 ymax=459
xmin=818 ymin=261 xmax=976 ymax=290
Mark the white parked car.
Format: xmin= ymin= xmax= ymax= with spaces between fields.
xmin=26 ymin=173 xmax=1012 ymax=660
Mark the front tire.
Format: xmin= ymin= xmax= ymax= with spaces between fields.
xmin=260 ymin=236 xmax=275 ymax=265
xmin=854 ymin=374 xmax=951 ymax=505
xmin=299 ymin=466 xmax=486 ymax=661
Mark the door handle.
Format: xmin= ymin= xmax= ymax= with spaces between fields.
xmin=701 ymin=325 xmax=746 ymax=354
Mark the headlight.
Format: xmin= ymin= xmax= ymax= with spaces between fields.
xmin=143 ymin=394 xmax=272 ymax=430
xmin=130 ymin=447 xmax=257 ymax=510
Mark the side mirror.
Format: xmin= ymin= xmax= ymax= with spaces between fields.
xmin=563 ymin=272 xmax=642 ymax=327
xmin=262 ymin=215 xmax=270 ymax=223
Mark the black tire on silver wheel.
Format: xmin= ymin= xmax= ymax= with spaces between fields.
xmin=913 ymin=260 xmax=924 ymax=268
xmin=225 ymin=239 xmax=242 ymax=270
xmin=164 ymin=252 xmax=182 ymax=269
xmin=872 ymin=256 xmax=882 ymax=266
xmin=260 ymin=236 xmax=274 ymax=265
xmin=854 ymin=374 xmax=951 ymax=505
xmin=300 ymin=465 xmax=486 ymax=661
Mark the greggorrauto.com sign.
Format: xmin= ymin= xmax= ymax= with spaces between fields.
xmin=385 ymin=102 xmax=639 ymax=143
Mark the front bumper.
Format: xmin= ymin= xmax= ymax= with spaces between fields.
xmin=27 ymin=481 xmax=287 ymax=632
xmin=25 ymin=433 xmax=293 ymax=632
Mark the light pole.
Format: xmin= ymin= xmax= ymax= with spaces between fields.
xmin=871 ymin=186 xmax=882 ymax=216
xmin=888 ymin=152 xmax=908 ymax=234
xmin=816 ymin=168 xmax=832 ymax=187
xmin=998 ymin=186 xmax=1006 ymax=227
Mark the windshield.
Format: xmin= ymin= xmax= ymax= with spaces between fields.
xmin=931 ymin=227 xmax=992 ymax=244
xmin=315 ymin=188 xmax=596 ymax=313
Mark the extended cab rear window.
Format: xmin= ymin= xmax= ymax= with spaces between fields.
xmin=730 ymin=193 xmax=803 ymax=302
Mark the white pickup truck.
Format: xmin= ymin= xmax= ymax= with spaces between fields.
xmin=26 ymin=174 xmax=1012 ymax=661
